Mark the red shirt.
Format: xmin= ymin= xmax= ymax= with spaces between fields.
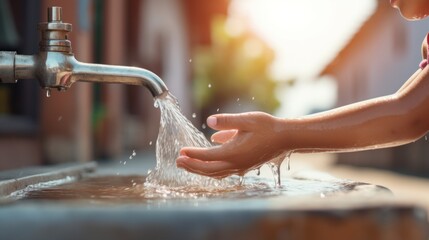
xmin=419 ymin=33 xmax=429 ymax=69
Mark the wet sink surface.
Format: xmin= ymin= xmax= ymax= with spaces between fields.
xmin=0 ymin=159 xmax=427 ymax=240
xmin=14 ymin=169 xmax=393 ymax=205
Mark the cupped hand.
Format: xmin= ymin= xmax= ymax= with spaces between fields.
xmin=176 ymin=112 xmax=287 ymax=178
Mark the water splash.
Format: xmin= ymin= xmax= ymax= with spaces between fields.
xmin=129 ymin=150 xmax=137 ymax=160
xmin=146 ymin=93 xmax=229 ymax=188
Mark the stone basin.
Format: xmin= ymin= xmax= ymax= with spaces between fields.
xmin=0 ymin=156 xmax=427 ymax=240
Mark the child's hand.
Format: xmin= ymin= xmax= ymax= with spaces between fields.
xmin=176 ymin=112 xmax=286 ymax=178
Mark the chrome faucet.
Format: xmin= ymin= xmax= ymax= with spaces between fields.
xmin=0 ymin=6 xmax=168 ymax=97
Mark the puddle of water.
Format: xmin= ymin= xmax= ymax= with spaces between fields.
xmin=13 ymin=175 xmax=386 ymax=204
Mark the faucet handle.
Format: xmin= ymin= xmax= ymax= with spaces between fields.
xmin=38 ymin=6 xmax=72 ymax=53
xmin=48 ymin=6 xmax=62 ymax=22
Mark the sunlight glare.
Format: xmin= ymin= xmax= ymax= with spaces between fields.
xmin=229 ymin=0 xmax=377 ymax=79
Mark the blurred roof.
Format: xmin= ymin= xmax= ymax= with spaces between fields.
xmin=319 ymin=0 xmax=390 ymax=76
xmin=183 ymin=0 xmax=229 ymax=46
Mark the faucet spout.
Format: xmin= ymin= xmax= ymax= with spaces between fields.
xmin=65 ymin=57 xmax=168 ymax=97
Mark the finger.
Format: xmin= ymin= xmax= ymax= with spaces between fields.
xmin=176 ymin=156 xmax=236 ymax=177
xmin=207 ymin=113 xmax=254 ymax=131
xmin=211 ymin=130 xmax=237 ymax=144
xmin=180 ymin=146 xmax=231 ymax=162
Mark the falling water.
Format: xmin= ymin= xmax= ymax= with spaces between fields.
xmin=256 ymin=167 xmax=261 ymax=176
xmin=268 ymin=152 xmax=291 ymax=188
xmin=145 ymin=92 xmax=294 ymax=191
xmin=145 ymin=93 xmax=230 ymax=188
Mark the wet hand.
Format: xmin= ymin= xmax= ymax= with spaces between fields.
xmin=176 ymin=112 xmax=286 ymax=178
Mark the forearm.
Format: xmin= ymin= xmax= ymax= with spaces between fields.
xmin=278 ymin=69 xmax=429 ymax=153
xmin=282 ymin=98 xmax=417 ymax=153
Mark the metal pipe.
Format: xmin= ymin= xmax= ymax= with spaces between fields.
xmin=0 ymin=6 xmax=169 ymax=97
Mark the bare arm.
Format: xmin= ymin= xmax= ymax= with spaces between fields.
xmin=288 ymin=67 xmax=429 ymax=153
xmin=177 ymin=67 xmax=429 ymax=177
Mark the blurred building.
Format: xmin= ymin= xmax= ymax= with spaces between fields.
xmin=320 ymin=0 xmax=429 ymax=174
xmin=0 ymin=0 xmax=228 ymax=170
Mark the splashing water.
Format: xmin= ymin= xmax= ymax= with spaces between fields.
xmin=145 ymin=93 xmax=230 ymax=188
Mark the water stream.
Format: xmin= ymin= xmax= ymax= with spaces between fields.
xmin=145 ymin=93 xmax=234 ymax=189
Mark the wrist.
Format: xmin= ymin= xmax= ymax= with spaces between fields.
xmin=273 ymin=117 xmax=301 ymax=151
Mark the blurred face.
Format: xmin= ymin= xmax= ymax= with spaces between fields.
xmin=390 ymin=0 xmax=429 ymax=20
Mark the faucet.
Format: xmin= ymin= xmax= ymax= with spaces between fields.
xmin=0 ymin=6 xmax=168 ymax=97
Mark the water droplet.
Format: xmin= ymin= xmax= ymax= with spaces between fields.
xmin=132 ymin=150 xmax=136 ymax=156
xmin=286 ymin=153 xmax=292 ymax=171
xmin=147 ymin=169 xmax=152 ymax=174
xmin=57 ymin=116 xmax=63 ymax=121
xmin=236 ymin=98 xmax=240 ymax=102
xmin=192 ymin=113 xmax=196 ymax=118
xmin=202 ymin=123 xmax=206 ymax=129
xmin=189 ymin=59 xmax=192 ymax=63
xmin=425 ymin=135 xmax=427 ymax=141
xmin=129 ymin=156 xmax=132 ymax=160
xmin=46 ymin=88 xmax=51 ymax=98
xmin=252 ymin=96 xmax=255 ymax=101
xmin=216 ymin=108 xmax=220 ymax=112
xmin=320 ymin=192 xmax=326 ymax=198
xmin=149 ymin=141 xmax=153 ymax=146
xmin=132 ymin=182 xmax=137 ymax=186
xmin=123 ymin=161 xmax=127 ymax=165
xmin=268 ymin=162 xmax=281 ymax=188
xmin=208 ymin=84 xmax=212 ymax=88
xmin=154 ymin=101 xmax=159 ymax=108
xmin=239 ymin=176 xmax=244 ymax=185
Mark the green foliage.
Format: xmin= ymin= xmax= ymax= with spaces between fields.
xmin=192 ymin=16 xmax=280 ymax=113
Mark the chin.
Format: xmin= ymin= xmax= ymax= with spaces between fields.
xmin=397 ymin=9 xmax=428 ymax=21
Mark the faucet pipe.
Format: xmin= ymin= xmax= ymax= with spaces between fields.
xmin=0 ymin=6 xmax=168 ymax=97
